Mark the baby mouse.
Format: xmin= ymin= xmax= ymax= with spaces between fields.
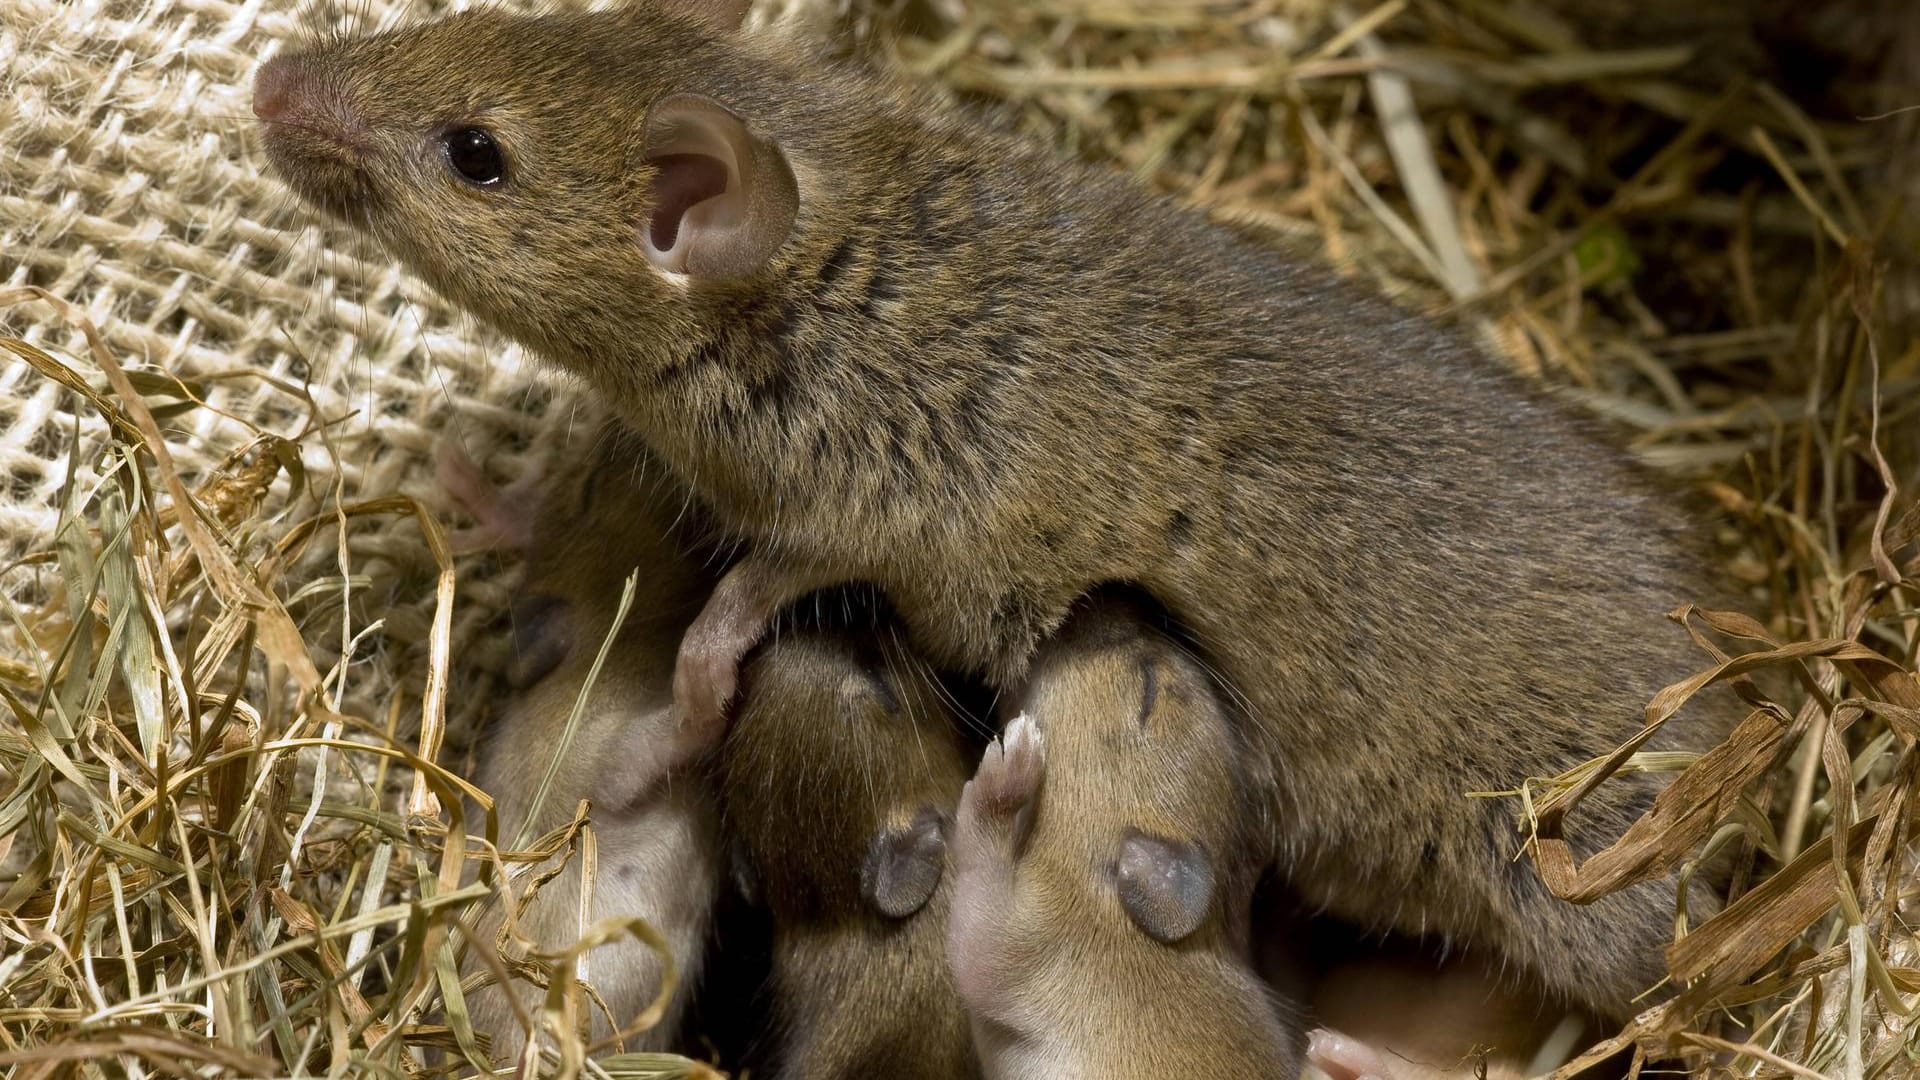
xmin=951 ymin=596 xmax=1589 ymax=1080
xmin=949 ymin=593 xmax=1303 ymax=1078
xmin=257 ymin=0 xmax=1736 ymax=1018
xmin=1255 ymin=901 xmax=1601 ymax=1080
xmin=446 ymin=425 xmax=723 ymax=1061
xmin=719 ymin=606 xmax=976 ymax=1079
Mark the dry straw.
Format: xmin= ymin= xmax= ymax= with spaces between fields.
xmin=2 ymin=0 xmax=1916 ymax=1076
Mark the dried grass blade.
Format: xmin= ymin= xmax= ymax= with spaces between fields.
xmin=0 ymin=1030 xmax=280 ymax=1075
xmin=0 ymin=287 xmax=327 ymax=694
xmin=1360 ymin=33 xmax=1481 ymax=299
xmin=96 ymin=485 xmax=164 ymax=763
xmin=1534 ymin=705 xmax=1798 ymax=902
xmin=1666 ymin=817 xmax=1876 ymax=991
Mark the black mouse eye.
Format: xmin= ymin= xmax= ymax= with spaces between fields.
xmin=442 ymin=126 xmax=506 ymax=187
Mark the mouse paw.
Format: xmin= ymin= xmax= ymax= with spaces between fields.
xmin=948 ymin=717 xmax=1047 ymax=1015
xmin=671 ymin=555 xmax=841 ymax=744
xmin=969 ymin=714 xmax=1046 ymax=816
xmin=954 ymin=715 xmax=1047 ymax=871
xmin=1305 ymin=1028 xmax=1394 ymax=1080
xmin=670 ymin=562 xmax=773 ymax=741
xmin=435 ymin=445 xmax=537 ymax=555
xmin=670 ymin=625 xmax=744 ymax=752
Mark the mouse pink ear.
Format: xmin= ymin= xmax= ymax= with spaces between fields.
xmin=861 ymin=806 xmax=950 ymax=919
xmin=660 ymin=0 xmax=751 ymax=33
xmin=638 ymin=93 xmax=798 ymax=280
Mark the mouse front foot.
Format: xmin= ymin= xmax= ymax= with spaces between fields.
xmin=950 ymin=716 xmax=1046 ymax=902
xmin=670 ymin=618 xmax=744 ymax=748
xmin=948 ymin=715 xmax=1047 ymax=1011
xmin=435 ymin=445 xmax=539 ymax=555
xmin=670 ymin=554 xmax=846 ymax=740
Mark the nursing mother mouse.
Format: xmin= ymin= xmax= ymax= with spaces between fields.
xmin=253 ymin=0 xmax=1735 ymax=1024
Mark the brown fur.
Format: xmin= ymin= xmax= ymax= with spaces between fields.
xmin=950 ymin=595 xmax=1299 ymax=1079
xmin=720 ymin=617 xmax=976 ymax=1079
xmin=260 ymin=4 xmax=1739 ymax=1018
xmin=453 ymin=425 xmax=723 ymax=1059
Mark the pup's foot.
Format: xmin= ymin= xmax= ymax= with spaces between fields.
xmin=956 ymin=715 xmax=1046 ymax=863
xmin=1306 ymin=1028 xmax=1393 ymax=1080
xmin=948 ymin=716 xmax=1047 ymax=1010
xmin=436 ymin=445 xmax=537 ymax=555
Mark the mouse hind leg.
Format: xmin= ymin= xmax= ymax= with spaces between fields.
xmin=1290 ymin=772 xmax=1704 ymax=1024
xmin=1486 ymin=784 xmax=1708 ymax=1017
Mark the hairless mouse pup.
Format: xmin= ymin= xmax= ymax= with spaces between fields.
xmin=257 ymin=0 xmax=1736 ymax=1017
xmin=444 ymin=427 xmax=722 ymax=1060
xmin=720 ymin=612 xmax=975 ymax=1079
xmin=1303 ymin=948 xmax=1594 ymax=1079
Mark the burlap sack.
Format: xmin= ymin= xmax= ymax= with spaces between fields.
xmin=3 ymin=1 xmax=633 ymax=742
xmin=0 ymin=0 xmax=851 ymax=734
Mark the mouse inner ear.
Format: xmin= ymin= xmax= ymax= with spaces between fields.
xmin=647 ymin=153 xmax=731 ymax=254
xmin=638 ymin=93 xmax=798 ymax=279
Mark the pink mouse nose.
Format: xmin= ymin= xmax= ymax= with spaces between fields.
xmin=252 ymin=55 xmax=308 ymax=122
xmin=252 ymin=51 xmax=371 ymax=216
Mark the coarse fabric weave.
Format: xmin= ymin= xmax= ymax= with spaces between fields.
xmin=0 ymin=0 xmax=669 ymax=734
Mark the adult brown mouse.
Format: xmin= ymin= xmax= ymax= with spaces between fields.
xmin=255 ymin=0 xmax=1736 ymax=1018
xmin=446 ymin=424 xmax=723 ymax=1061
xmin=949 ymin=594 xmax=1302 ymax=1078
xmin=719 ymin=609 xmax=976 ymax=1079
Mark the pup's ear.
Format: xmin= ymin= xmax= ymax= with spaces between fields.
xmin=1115 ymin=829 xmax=1214 ymax=944
xmin=861 ymin=806 xmax=949 ymax=919
xmin=661 ymin=0 xmax=751 ymax=33
xmin=503 ymin=594 xmax=574 ymax=690
xmin=639 ymin=93 xmax=798 ymax=279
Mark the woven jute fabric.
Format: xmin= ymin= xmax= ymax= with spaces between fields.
xmin=0 ymin=0 xmax=667 ymax=737
xmin=1 ymin=0 xmax=558 ymax=527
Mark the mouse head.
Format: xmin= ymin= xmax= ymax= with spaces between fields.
xmin=254 ymin=2 xmax=801 ymax=372
xmin=722 ymin=626 xmax=972 ymax=922
xmin=1019 ymin=596 xmax=1259 ymax=949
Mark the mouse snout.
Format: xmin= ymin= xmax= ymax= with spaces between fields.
xmin=251 ymin=55 xmax=295 ymax=122
xmin=251 ymin=55 xmax=305 ymax=122
xmin=252 ymin=54 xmax=376 ymax=209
